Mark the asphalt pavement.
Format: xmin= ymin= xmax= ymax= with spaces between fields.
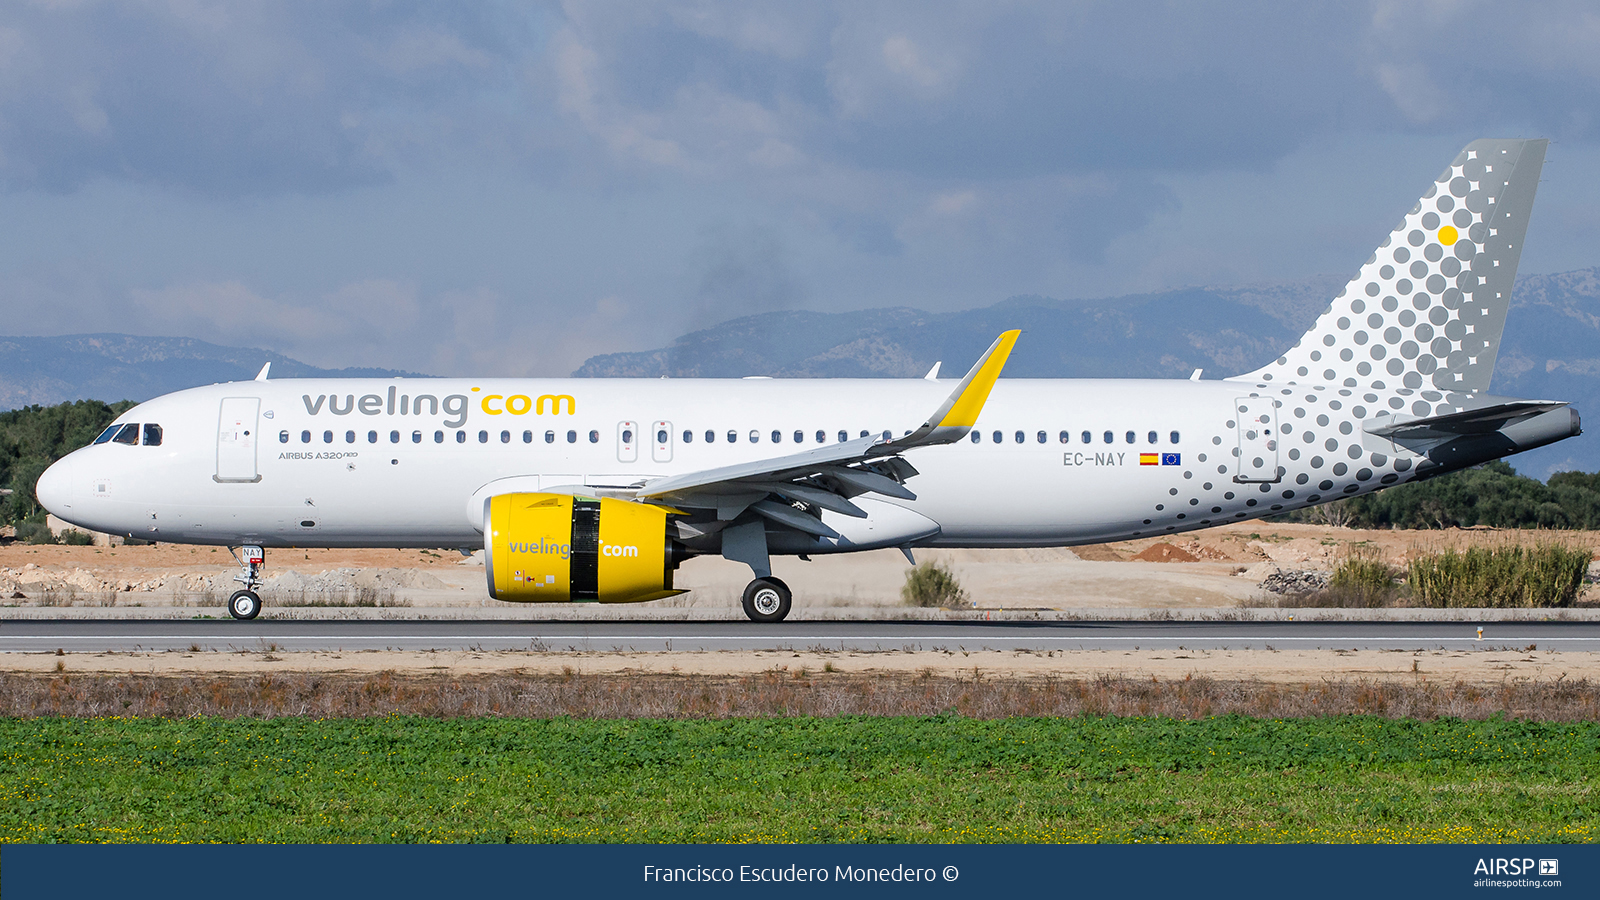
xmin=2 ymin=619 xmax=1597 ymax=653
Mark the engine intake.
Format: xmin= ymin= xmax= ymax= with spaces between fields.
xmin=484 ymin=493 xmax=685 ymax=603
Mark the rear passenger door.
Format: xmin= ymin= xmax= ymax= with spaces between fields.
xmin=1234 ymin=397 xmax=1280 ymax=483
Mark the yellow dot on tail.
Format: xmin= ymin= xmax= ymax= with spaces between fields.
xmin=1438 ymin=225 xmax=1459 ymax=244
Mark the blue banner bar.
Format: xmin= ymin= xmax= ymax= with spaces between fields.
xmin=3 ymin=844 xmax=1593 ymax=899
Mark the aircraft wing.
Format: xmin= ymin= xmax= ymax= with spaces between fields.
xmin=634 ymin=330 xmax=1019 ymax=530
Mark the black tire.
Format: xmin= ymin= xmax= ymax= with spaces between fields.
xmin=228 ymin=589 xmax=262 ymax=621
xmin=741 ymin=578 xmax=791 ymax=623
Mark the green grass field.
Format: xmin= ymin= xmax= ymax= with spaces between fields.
xmin=3 ymin=715 xmax=1595 ymax=844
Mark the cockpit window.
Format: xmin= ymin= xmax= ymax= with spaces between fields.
xmin=111 ymin=423 xmax=140 ymax=445
xmin=93 ymin=425 xmax=120 ymax=445
xmin=142 ymin=424 xmax=163 ymax=446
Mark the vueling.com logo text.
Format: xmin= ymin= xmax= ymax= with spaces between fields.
xmin=300 ymin=386 xmax=576 ymax=430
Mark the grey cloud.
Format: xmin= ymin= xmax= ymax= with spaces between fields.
xmin=0 ymin=2 xmax=536 ymax=195
xmin=1057 ymin=176 xmax=1180 ymax=265
xmin=685 ymin=224 xmax=804 ymax=330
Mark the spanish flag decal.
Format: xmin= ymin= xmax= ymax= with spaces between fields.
xmin=1139 ymin=453 xmax=1159 ymax=466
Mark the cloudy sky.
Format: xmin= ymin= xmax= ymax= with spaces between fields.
xmin=2 ymin=1 xmax=1599 ymax=375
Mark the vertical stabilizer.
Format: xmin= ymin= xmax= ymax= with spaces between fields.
xmin=1234 ymin=139 xmax=1546 ymax=392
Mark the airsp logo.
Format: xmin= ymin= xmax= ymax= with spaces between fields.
xmin=1539 ymin=859 xmax=1559 ymax=876
xmin=1473 ymin=858 xmax=1545 ymax=876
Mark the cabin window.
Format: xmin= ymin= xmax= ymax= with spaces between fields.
xmin=1037 ymin=431 xmax=1047 ymax=444
xmin=391 ymin=431 xmax=401 ymax=443
xmin=1059 ymin=431 xmax=1070 ymax=444
xmin=522 ymin=431 xmax=532 ymax=443
xmin=683 ymin=430 xmax=693 ymax=443
xmin=93 ymin=425 xmax=120 ymax=445
xmin=434 ymin=431 xmax=444 ymax=443
xmin=1125 ymin=431 xmax=1136 ymax=444
xmin=456 ymin=431 xmax=466 ymax=443
xmin=1147 ymin=431 xmax=1158 ymax=444
xmin=345 ymin=430 xmax=355 ymax=444
xmin=324 ymin=430 xmax=334 ymax=444
xmin=883 ymin=430 xmax=893 ymax=441
xmin=1102 ymin=431 xmax=1113 ymax=444
xmin=816 ymin=430 xmax=826 ymax=444
xmin=657 ymin=429 xmax=668 ymax=444
xmin=478 ymin=430 xmax=488 ymax=443
xmin=970 ymin=431 xmax=981 ymax=444
xmin=279 ymin=430 xmax=289 ymax=444
xmin=412 ymin=431 xmax=422 ymax=443
xmin=991 ymin=430 xmax=1001 ymax=443
xmin=728 ymin=430 xmax=738 ymax=443
xmin=860 ymin=430 xmax=870 ymax=439
xmin=705 ymin=430 xmax=715 ymax=443
xmin=773 ymin=430 xmax=784 ymax=443
xmin=302 ymin=430 xmax=312 ymax=444
xmin=588 ymin=430 xmax=599 ymax=443
xmin=142 ymin=423 xmax=163 ymax=445
xmin=367 ymin=430 xmax=377 ymax=444
xmin=838 ymin=430 xmax=848 ymax=443
xmin=1170 ymin=431 xmax=1181 ymax=444
xmin=1081 ymin=431 xmax=1092 ymax=444
xmin=1014 ymin=431 xmax=1025 ymax=444
xmin=546 ymin=430 xmax=556 ymax=443
xmin=566 ymin=430 xmax=577 ymax=443
xmin=500 ymin=430 xmax=511 ymax=444
xmin=622 ymin=428 xmax=634 ymax=444
xmin=794 ymin=430 xmax=804 ymax=443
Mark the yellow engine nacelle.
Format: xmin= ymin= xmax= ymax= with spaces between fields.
xmin=484 ymin=493 xmax=685 ymax=604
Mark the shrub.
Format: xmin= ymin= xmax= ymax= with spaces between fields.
xmin=1408 ymin=544 xmax=1592 ymax=608
xmin=1324 ymin=546 xmax=1402 ymax=607
xmin=902 ymin=561 xmax=969 ymax=609
xmin=15 ymin=519 xmax=55 ymax=545
xmin=59 ymin=528 xmax=95 ymax=546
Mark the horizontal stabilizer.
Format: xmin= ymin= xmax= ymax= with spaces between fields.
xmin=1364 ymin=400 xmax=1568 ymax=441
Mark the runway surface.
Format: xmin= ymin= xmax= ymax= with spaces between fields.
xmin=2 ymin=619 xmax=1598 ymax=653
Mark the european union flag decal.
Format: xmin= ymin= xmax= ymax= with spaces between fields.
xmin=1161 ymin=453 xmax=1181 ymax=466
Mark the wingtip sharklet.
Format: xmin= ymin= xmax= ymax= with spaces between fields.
xmin=934 ymin=329 xmax=1020 ymax=429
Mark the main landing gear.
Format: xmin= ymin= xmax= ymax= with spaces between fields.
xmin=741 ymin=577 xmax=792 ymax=623
xmin=227 ymin=545 xmax=265 ymax=621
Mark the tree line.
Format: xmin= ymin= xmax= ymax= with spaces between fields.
xmin=0 ymin=400 xmax=133 ymax=525
xmin=1280 ymin=460 xmax=1600 ymax=530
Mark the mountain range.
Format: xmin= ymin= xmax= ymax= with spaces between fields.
xmin=0 ymin=334 xmax=415 ymax=410
xmin=575 ymin=268 xmax=1600 ymax=476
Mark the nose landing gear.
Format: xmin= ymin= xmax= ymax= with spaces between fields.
xmin=227 ymin=545 xmax=265 ymax=621
xmin=741 ymin=577 xmax=791 ymax=623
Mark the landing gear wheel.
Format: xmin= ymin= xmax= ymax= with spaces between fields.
xmin=228 ymin=590 xmax=262 ymax=621
xmin=741 ymin=577 xmax=791 ymax=623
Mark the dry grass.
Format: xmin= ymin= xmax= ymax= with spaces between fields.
xmin=2 ymin=671 xmax=1596 ymax=720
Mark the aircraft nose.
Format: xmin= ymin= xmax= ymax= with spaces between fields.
xmin=35 ymin=456 xmax=73 ymax=515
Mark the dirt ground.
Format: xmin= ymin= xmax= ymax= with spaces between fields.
xmin=8 ymin=645 xmax=1591 ymax=685
xmin=3 ymin=522 xmax=1597 ymax=613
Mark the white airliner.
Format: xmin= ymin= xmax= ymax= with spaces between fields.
xmin=37 ymin=139 xmax=1580 ymax=621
